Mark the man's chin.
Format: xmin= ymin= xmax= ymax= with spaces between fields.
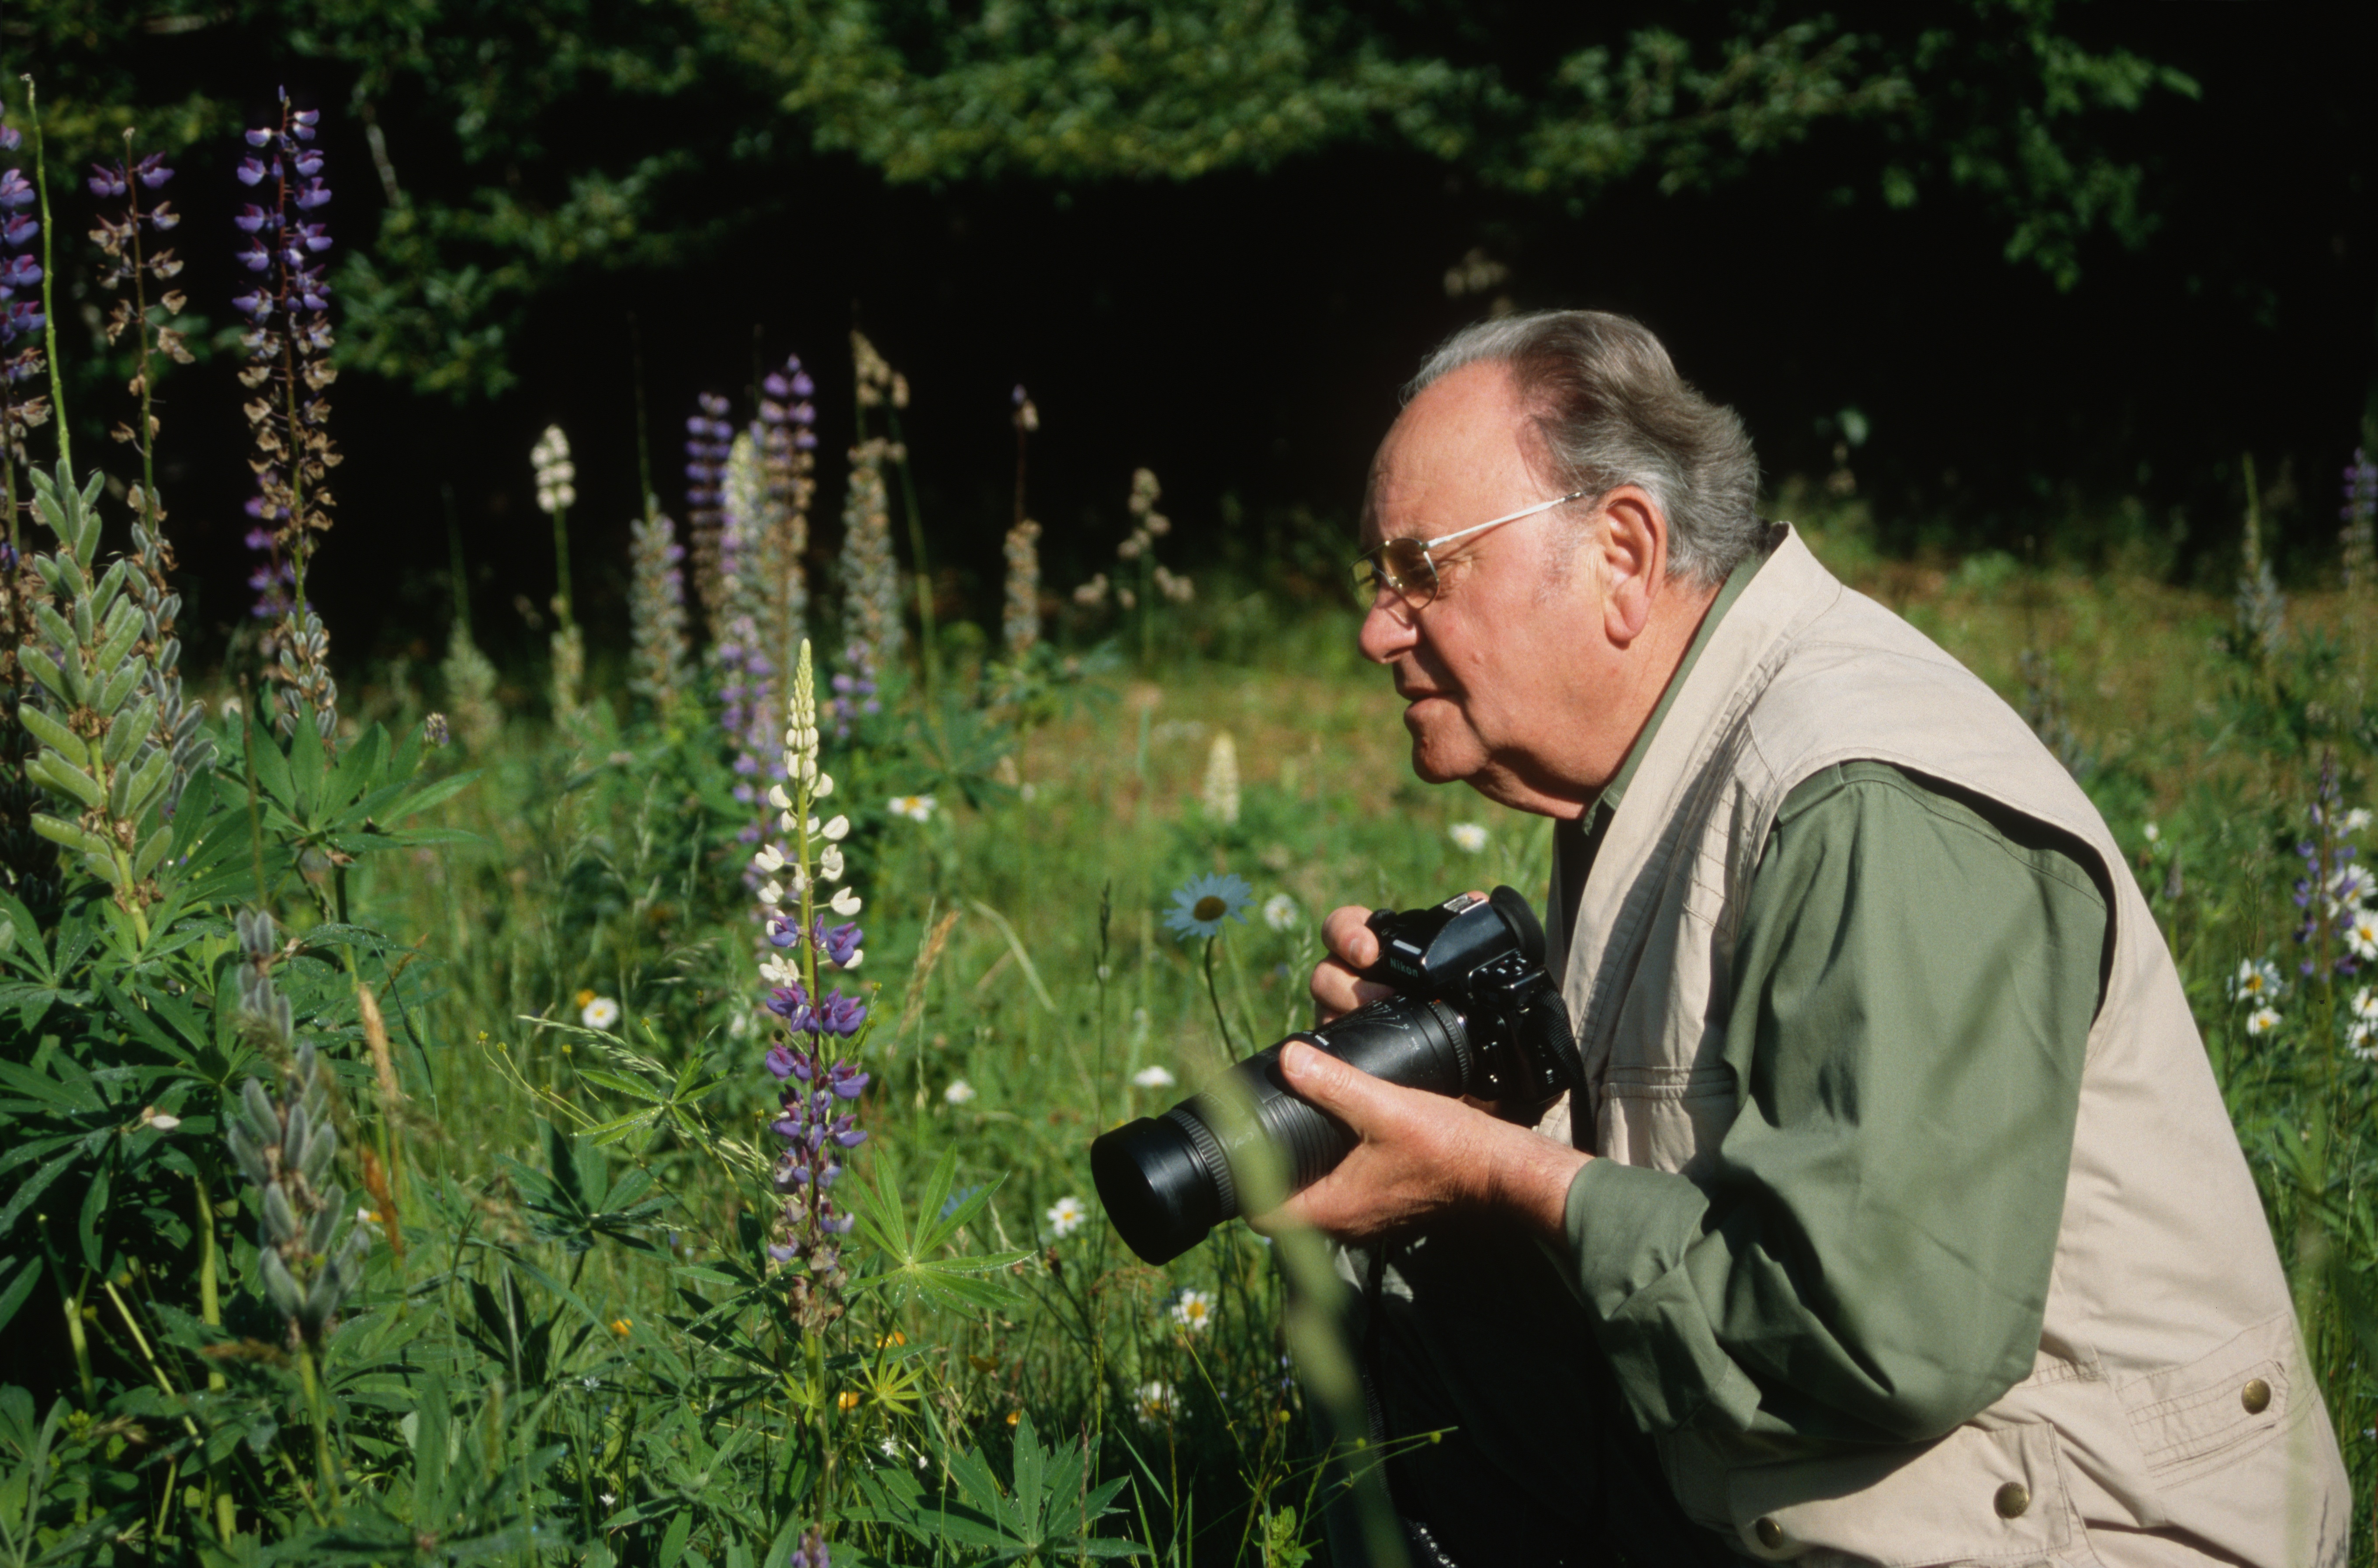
xmin=1402 ymin=725 xmax=1478 ymax=787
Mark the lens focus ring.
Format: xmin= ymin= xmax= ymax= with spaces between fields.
xmin=1163 ymin=1106 xmax=1238 ymax=1222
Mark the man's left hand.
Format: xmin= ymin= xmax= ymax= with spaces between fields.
xmin=1250 ymin=1041 xmax=1589 ymax=1243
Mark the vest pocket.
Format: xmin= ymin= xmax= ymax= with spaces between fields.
xmin=1723 ymin=1421 xmax=2072 ymax=1565
xmin=2118 ymin=1311 xmax=2297 ymax=1488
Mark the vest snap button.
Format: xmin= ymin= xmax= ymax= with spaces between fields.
xmin=1994 ymin=1481 xmax=2031 ymax=1519
xmin=2241 ymin=1377 xmax=2271 ymax=1414
xmin=1754 ymin=1516 xmax=1785 ymax=1550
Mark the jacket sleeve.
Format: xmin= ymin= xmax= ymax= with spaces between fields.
xmin=1552 ymin=760 xmax=2105 ymax=1444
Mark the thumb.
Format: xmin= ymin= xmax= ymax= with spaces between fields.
xmin=1279 ymin=1041 xmax=1387 ymax=1120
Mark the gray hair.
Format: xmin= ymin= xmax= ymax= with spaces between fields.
xmin=1406 ymin=311 xmax=1761 ymax=587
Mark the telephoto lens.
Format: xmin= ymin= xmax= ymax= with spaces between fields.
xmin=1092 ymin=887 xmax=1569 ymax=1264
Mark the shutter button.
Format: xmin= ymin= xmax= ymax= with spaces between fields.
xmin=1753 ymin=1516 xmax=1785 ymax=1550
xmin=1994 ymin=1481 xmax=2031 ymax=1519
xmin=2241 ymin=1377 xmax=2271 ymax=1414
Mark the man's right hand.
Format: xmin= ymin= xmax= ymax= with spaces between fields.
xmin=1308 ymin=905 xmax=1397 ymax=1023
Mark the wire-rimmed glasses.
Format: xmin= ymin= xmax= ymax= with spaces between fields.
xmin=1349 ymin=490 xmax=1589 ymax=610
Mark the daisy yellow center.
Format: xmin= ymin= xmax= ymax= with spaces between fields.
xmin=1194 ymin=895 xmax=1227 ymax=920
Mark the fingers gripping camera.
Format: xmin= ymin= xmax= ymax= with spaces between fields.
xmin=1090 ymin=887 xmax=1584 ymax=1263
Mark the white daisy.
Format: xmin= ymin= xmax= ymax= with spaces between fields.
xmin=2142 ymin=821 xmax=2161 ymax=843
xmin=2246 ymin=1006 xmax=2282 ymax=1037
xmin=943 ymin=1079 xmax=977 ymax=1105
xmin=889 ymin=794 xmax=938 ymax=823
xmin=1171 ymin=1289 xmax=1216 ymax=1333
xmin=2349 ymin=912 xmax=2378 ymax=963
xmin=2347 ymin=808 xmax=2374 ymax=835
xmin=1131 ymin=1065 xmax=1177 ymax=1090
xmin=1134 ymin=1381 xmax=1176 ymax=1426
xmin=1262 ymin=893 xmax=1300 ymax=932
xmin=2353 ymin=987 xmax=2378 ymax=1023
xmin=581 ymin=996 xmax=621 ymax=1030
xmin=1449 ymin=822 xmax=1488 ymax=853
xmin=1045 ymin=1196 xmax=1088 ymax=1238
xmin=2229 ymin=959 xmax=2286 ymax=1004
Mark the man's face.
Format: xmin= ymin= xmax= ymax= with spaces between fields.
xmin=1359 ymin=362 xmax=1608 ymax=811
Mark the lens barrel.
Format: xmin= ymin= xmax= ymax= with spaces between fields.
xmin=1091 ymin=993 xmax=1473 ymax=1263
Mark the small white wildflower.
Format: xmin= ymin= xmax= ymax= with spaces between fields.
xmin=1132 ymin=1065 xmax=1177 ymax=1090
xmin=2349 ymin=911 xmax=2378 ymax=963
xmin=2142 ymin=822 xmax=2160 ymax=843
xmin=944 ymin=1079 xmax=977 ymax=1105
xmin=1262 ymin=893 xmax=1300 ymax=932
xmin=1135 ymin=1381 xmax=1176 ymax=1426
xmin=2229 ymin=959 xmax=2286 ymax=1003
xmin=2347 ymin=808 xmax=2374 ymax=835
xmin=2354 ymin=987 xmax=2378 ymax=1023
xmin=889 ymin=794 xmax=937 ymax=823
xmin=2246 ymin=1006 xmax=2282 ymax=1037
xmin=1449 ymin=822 xmax=1488 ymax=853
xmin=1045 ymin=1195 xmax=1088 ymax=1238
xmin=581 ymin=996 xmax=621 ymax=1030
xmin=1171 ymin=1289 xmax=1216 ymax=1333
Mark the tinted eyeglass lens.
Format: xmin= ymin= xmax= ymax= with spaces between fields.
xmin=1350 ymin=540 xmax=1437 ymax=609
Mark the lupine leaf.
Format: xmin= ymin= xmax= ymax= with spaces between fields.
xmin=848 ymin=1147 xmax=1027 ymax=1313
xmin=246 ymin=726 xmax=298 ymax=812
xmin=287 ymin=723 xmax=327 ymax=818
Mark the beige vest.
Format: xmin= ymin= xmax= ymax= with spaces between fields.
xmin=1543 ymin=531 xmax=2349 ymax=1566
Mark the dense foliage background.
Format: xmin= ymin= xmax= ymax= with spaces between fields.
xmin=4 ymin=0 xmax=2373 ymax=679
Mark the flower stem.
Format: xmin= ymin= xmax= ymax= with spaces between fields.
xmin=296 ymin=1341 xmax=339 ymax=1510
xmin=1202 ymin=936 xmax=1238 ymax=1060
xmin=21 ymin=77 xmax=67 ymax=475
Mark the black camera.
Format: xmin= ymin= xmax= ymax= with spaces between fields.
xmin=1090 ymin=886 xmax=1582 ymax=1264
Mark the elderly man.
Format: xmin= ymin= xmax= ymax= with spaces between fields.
xmin=1279 ymin=312 xmax=2347 ymax=1565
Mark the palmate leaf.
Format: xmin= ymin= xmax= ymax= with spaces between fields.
xmin=846 ymin=1146 xmax=1028 ymax=1314
xmin=851 ymin=1413 xmax=1140 ymax=1565
xmin=503 ymin=1119 xmax=669 ymax=1254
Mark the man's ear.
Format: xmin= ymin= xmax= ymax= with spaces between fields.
xmin=1598 ymin=489 xmax=1666 ymax=647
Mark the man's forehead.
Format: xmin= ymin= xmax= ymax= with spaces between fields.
xmin=1364 ymin=370 xmax=1529 ymax=540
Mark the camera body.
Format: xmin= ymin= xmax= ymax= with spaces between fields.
xmin=1091 ymin=886 xmax=1581 ymax=1264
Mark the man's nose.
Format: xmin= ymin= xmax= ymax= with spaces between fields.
xmin=1357 ymin=596 xmax=1417 ymax=665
